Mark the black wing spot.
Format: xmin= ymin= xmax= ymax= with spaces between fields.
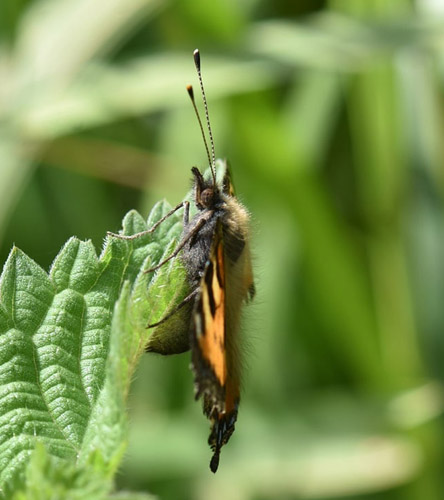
xmin=223 ymin=227 xmax=245 ymax=263
xmin=204 ymin=260 xmax=216 ymax=317
xmin=248 ymin=282 xmax=256 ymax=300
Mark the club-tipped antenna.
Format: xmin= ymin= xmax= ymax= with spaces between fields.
xmin=186 ymin=84 xmax=215 ymax=186
xmin=192 ymin=49 xmax=217 ymax=186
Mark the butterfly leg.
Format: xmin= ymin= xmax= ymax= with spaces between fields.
xmin=144 ymin=209 xmax=213 ymax=273
xmin=183 ymin=200 xmax=190 ymax=225
xmin=146 ymin=287 xmax=198 ymax=329
xmin=107 ymin=201 xmax=186 ymax=240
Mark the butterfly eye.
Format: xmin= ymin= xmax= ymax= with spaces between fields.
xmin=201 ymin=188 xmax=214 ymax=207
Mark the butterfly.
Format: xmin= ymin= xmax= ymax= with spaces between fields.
xmin=183 ymin=158 xmax=255 ymax=473
xmin=111 ymin=49 xmax=255 ymax=473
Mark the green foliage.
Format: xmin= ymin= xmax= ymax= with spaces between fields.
xmin=10 ymin=445 xmax=110 ymax=500
xmin=2 ymin=0 xmax=444 ymax=499
xmin=0 ymin=203 xmax=185 ymax=498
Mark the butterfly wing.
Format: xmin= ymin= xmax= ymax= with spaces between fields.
xmin=191 ymin=219 xmax=240 ymax=473
xmin=192 ymin=221 xmax=226 ymax=399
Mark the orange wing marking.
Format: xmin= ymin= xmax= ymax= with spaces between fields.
xmin=198 ymin=242 xmax=226 ymax=386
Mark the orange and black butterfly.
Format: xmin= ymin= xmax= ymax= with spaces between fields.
xmin=112 ymin=50 xmax=255 ymax=472
xmin=185 ymin=158 xmax=255 ymax=473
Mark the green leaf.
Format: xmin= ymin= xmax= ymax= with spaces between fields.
xmin=0 ymin=201 xmax=186 ymax=498
xmin=11 ymin=444 xmax=110 ymax=500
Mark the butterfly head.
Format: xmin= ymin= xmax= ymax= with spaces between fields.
xmin=191 ymin=166 xmax=222 ymax=211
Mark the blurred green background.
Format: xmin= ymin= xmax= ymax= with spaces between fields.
xmin=2 ymin=0 xmax=444 ymax=498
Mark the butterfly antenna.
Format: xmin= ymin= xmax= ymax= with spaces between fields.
xmin=193 ymin=49 xmax=217 ymax=186
xmin=186 ymin=84 xmax=213 ymax=184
